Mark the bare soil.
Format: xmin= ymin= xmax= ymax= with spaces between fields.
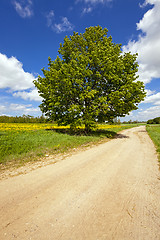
xmin=0 ymin=126 xmax=160 ymax=240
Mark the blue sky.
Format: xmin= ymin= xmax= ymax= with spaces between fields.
xmin=0 ymin=0 xmax=160 ymax=121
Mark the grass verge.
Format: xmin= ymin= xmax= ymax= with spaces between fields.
xmin=146 ymin=125 xmax=160 ymax=162
xmin=0 ymin=123 xmax=142 ymax=170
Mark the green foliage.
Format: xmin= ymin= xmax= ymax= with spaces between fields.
xmin=34 ymin=26 xmax=146 ymax=132
xmin=146 ymin=125 xmax=160 ymax=161
xmin=0 ymin=129 xmax=99 ymax=166
xmin=0 ymin=123 xmax=137 ymax=168
xmin=147 ymin=117 xmax=160 ymax=124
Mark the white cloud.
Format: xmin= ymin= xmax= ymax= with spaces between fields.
xmin=140 ymin=0 xmax=160 ymax=8
xmin=0 ymin=53 xmax=42 ymax=103
xmin=144 ymin=92 xmax=160 ymax=105
xmin=46 ymin=10 xmax=54 ymax=27
xmin=0 ymin=53 xmax=35 ymax=91
xmin=123 ymin=90 xmax=160 ymax=121
xmin=10 ymin=103 xmax=31 ymax=110
xmin=138 ymin=105 xmax=160 ymax=120
xmin=122 ymin=0 xmax=160 ymax=84
xmin=46 ymin=11 xmax=74 ymax=33
xmin=82 ymin=7 xmax=93 ymax=14
xmin=121 ymin=104 xmax=160 ymax=122
xmin=78 ymin=0 xmax=112 ymax=16
xmin=9 ymin=103 xmax=40 ymax=113
xmin=52 ymin=17 xmax=74 ymax=33
xmin=145 ymin=89 xmax=155 ymax=96
xmin=13 ymin=89 xmax=42 ymax=102
xmin=0 ymin=103 xmax=41 ymax=116
xmin=13 ymin=0 xmax=33 ymax=18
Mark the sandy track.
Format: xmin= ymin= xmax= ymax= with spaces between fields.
xmin=0 ymin=126 xmax=160 ymax=240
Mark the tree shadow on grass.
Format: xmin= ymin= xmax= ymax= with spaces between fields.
xmin=45 ymin=128 xmax=128 ymax=139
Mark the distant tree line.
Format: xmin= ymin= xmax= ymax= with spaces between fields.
xmin=121 ymin=120 xmax=145 ymax=124
xmin=147 ymin=117 xmax=160 ymax=124
xmin=0 ymin=115 xmax=46 ymax=123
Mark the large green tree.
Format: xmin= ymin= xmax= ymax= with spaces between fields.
xmin=34 ymin=26 xmax=146 ymax=132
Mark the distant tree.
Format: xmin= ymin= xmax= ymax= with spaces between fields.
xmin=147 ymin=119 xmax=153 ymax=124
xmin=117 ymin=119 xmax=121 ymax=125
xmin=154 ymin=117 xmax=160 ymax=124
xmin=34 ymin=26 xmax=146 ymax=132
xmin=147 ymin=117 xmax=160 ymax=124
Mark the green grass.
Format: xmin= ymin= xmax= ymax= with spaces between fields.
xmin=146 ymin=125 xmax=160 ymax=161
xmin=0 ymin=123 xmax=142 ymax=170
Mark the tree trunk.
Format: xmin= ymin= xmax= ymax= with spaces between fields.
xmin=84 ymin=123 xmax=91 ymax=134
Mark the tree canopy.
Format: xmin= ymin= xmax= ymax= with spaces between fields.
xmin=147 ymin=117 xmax=160 ymax=124
xmin=34 ymin=26 xmax=146 ymax=132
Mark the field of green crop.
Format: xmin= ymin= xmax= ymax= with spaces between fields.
xmin=146 ymin=125 xmax=160 ymax=161
xmin=0 ymin=123 xmax=141 ymax=170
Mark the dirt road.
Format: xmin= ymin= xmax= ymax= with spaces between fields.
xmin=0 ymin=126 xmax=160 ymax=240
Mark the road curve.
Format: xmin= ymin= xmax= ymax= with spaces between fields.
xmin=0 ymin=126 xmax=160 ymax=240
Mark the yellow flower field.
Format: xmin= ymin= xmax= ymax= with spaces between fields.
xmin=0 ymin=123 xmax=66 ymax=131
xmin=0 ymin=123 xmax=122 ymax=132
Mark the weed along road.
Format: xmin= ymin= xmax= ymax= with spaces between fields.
xmin=0 ymin=126 xmax=160 ymax=240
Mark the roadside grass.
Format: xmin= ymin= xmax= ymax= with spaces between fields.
xmin=146 ymin=125 xmax=160 ymax=162
xmin=0 ymin=123 xmax=143 ymax=170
